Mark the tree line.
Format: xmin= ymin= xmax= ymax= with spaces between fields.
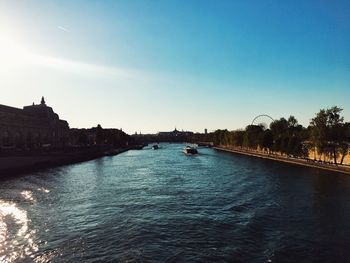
xmin=70 ymin=124 xmax=132 ymax=148
xmin=192 ymin=107 xmax=350 ymax=164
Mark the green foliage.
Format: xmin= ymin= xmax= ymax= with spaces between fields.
xmin=266 ymin=116 xmax=306 ymax=156
xmin=262 ymin=130 xmax=273 ymax=150
xmin=188 ymin=107 xmax=349 ymax=163
xmin=243 ymin=125 xmax=264 ymax=148
xmin=309 ymin=106 xmax=346 ymax=164
xmin=71 ymin=125 xmax=130 ymax=147
xmin=232 ymin=130 xmax=245 ymax=147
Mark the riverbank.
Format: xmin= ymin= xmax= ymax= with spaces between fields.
xmin=0 ymin=145 xmax=144 ymax=178
xmin=214 ymin=146 xmax=350 ymax=175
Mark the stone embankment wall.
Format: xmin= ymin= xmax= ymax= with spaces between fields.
xmin=0 ymin=145 xmax=139 ymax=177
xmin=217 ymin=145 xmax=350 ymax=166
xmin=215 ymin=146 xmax=350 ymax=175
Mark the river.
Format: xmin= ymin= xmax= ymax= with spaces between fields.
xmin=1 ymin=143 xmax=350 ymax=262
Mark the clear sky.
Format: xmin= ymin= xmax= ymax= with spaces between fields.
xmin=0 ymin=0 xmax=349 ymax=134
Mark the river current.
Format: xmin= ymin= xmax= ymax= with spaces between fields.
xmin=1 ymin=143 xmax=350 ymax=262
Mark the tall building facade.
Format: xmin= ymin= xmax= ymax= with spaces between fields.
xmin=0 ymin=97 xmax=69 ymax=149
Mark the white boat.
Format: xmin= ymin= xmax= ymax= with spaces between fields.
xmin=183 ymin=146 xmax=198 ymax=155
xmin=152 ymin=144 xmax=159 ymax=150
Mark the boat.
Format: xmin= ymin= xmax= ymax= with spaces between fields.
xmin=183 ymin=146 xmax=198 ymax=155
xmin=152 ymin=144 xmax=159 ymax=150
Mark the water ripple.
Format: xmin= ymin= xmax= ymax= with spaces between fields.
xmin=0 ymin=144 xmax=350 ymax=262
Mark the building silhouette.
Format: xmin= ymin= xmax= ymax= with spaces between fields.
xmin=0 ymin=97 xmax=69 ymax=149
xmin=157 ymin=128 xmax=193 ymax=137
xmin=156 ymin=128 xmax=193 ymax=142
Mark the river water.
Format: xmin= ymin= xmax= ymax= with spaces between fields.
xmin=1 ymin=143 xmax=350 ymax=262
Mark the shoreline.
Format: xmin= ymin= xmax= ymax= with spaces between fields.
xmin=0 ymin=145 xmax=143 ymax=178
xmin=214 ymin=146 xmax=350 ymax=175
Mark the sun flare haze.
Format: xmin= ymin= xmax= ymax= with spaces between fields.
xmin=1 ymin=1 xmax=350 ymax=263
xmin=1 ymin=0 xmax=349 ymax=134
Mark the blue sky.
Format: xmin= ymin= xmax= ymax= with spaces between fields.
xmin=0 ymin=0 xmax=349 ymax=133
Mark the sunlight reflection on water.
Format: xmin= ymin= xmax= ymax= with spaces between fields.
xmin=21 ymin=190 xmax=35 ymax=202
xmin=1 ymin=145 xmax=350 ymax=262
xmin=0 ymin=200 xmax=38 ymax=262
xmin=37 ymin=187 xmax=50 ymax=193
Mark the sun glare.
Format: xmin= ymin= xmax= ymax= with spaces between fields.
xmin=0 ymin=30 xmax=132 ymax=78
xmin=0 ymin=32 xmax=30 ymax=69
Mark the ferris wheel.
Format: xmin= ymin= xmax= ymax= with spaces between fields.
xmin=251 ymin=114 xmax=275 ymax=130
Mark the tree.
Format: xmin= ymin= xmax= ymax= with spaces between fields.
xmin=212 ymin=129 xmax=228 ymax=146
xmin=243 ymin=125 xmax=264 ymax=149
xmin=310 ymin=106 xmax=345 ymax=164
xmin=232 ymin=130 xmax=245 ymax=148
xmin=262 ymin=130 xmax=273 ymax=151
xmin=270 ymin=118 xmax=288 ymax=153
xmin=269 ymin=116 xmax=306 ymax=157
xmin=310 ymin=109 xmax=328 ymax=160
xmin=287 ymin=115 xmax=298 ymax=129
xmin=340 ymin=122 xmax=350 ymax=164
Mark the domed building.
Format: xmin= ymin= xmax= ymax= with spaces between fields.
xmin=0 ymin=97 xmax=69 ymax=150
